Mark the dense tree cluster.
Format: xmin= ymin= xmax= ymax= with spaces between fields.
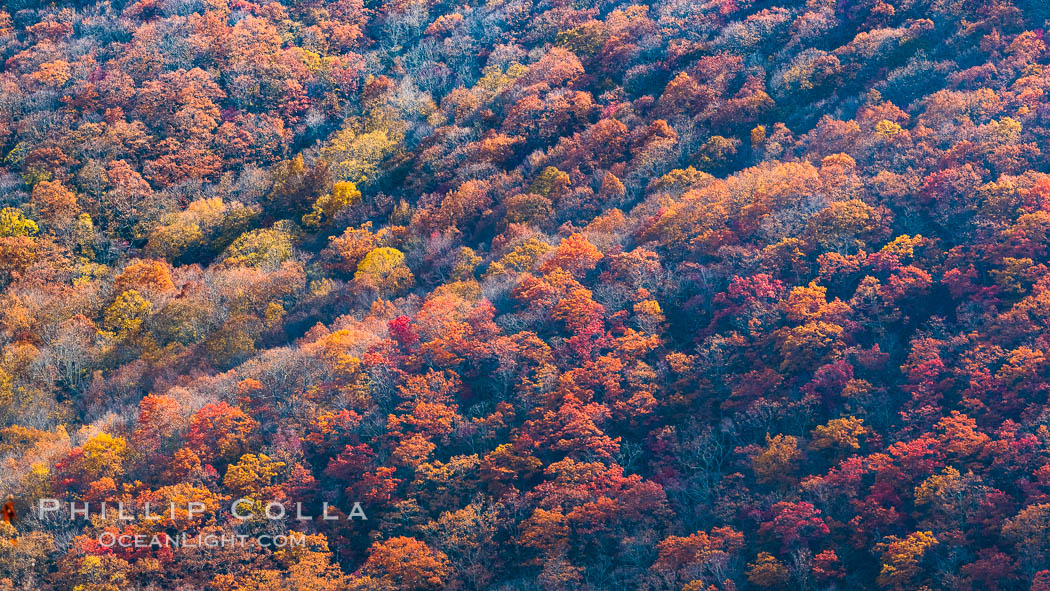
xmin=2 ymin=0 xmax=1050 ymax=589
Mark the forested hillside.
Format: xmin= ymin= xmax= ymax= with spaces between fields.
xmin=3 ymin=0 xmax=1050 ymax=589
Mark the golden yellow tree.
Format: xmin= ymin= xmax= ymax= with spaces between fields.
xmin=355 ymin=247 xmax=414 ymax=294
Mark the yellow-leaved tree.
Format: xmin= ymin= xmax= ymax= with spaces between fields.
xmin=303 ymin=181 xmax=361 ymax=227
xmin=355 ymin=247 xmax=414 ymax=294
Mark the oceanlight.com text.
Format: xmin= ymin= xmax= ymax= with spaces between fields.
xmin=97 ymin=532 xmax=306 ymax=549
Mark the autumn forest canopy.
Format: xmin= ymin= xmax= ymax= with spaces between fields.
xmin=4 ymin=0 xmax=1050 ymax=589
